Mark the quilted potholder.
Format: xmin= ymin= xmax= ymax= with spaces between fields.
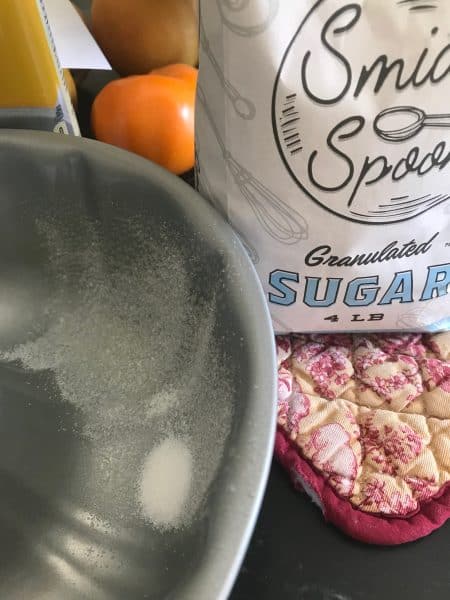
xmin=275 ymin=332 xmax=450 ymax=545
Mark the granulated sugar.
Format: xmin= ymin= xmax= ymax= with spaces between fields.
xmin=139 ymin=437 xmax=193 ymax=529
xmin=0 ymin=212 xmax=233 ymax=528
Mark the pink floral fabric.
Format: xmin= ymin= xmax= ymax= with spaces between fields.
xmin=276 ymin=332 xmax=450 ymax=518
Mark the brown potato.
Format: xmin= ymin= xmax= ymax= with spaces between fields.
xmin=91 ymin=0 xmax=199 ymax=76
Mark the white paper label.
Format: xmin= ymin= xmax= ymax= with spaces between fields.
xmin=44 ymin=0 xmax=110 ymax=70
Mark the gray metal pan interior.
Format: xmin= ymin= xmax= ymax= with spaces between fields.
xmin=0 ymin=131 xmax=276 ymax=600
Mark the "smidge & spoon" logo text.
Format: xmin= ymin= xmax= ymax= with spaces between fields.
xmin=273 ymin=0 xmax=450 ymax=224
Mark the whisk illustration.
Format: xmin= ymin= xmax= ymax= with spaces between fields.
xmin=200 ymin=21 xmax=256 ymax=120
xmin=217 ymin=0 xmax=279 ymax=36
xmin=198 ymin=87 xmax=308 ymax=245
xmin=196 ymin=156 xmax=261 ymax=264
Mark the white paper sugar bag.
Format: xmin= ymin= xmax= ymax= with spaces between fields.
xmin=196 ymin=0 xmax=450 ymax=333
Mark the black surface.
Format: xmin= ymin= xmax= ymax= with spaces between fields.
xmin=231 ymin=462 xmax=450 ymax=599
xmin=72 ymin=9 xmax=450 ymax=595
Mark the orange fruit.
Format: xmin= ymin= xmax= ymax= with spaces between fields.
xmin=91 ymin=64 xmax=198 ymax=175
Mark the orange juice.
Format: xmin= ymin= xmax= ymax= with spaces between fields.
xmin=0 ymin=0 xmax=79 ymax=134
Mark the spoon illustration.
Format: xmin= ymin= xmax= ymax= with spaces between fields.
xmin=374 ymin=106 xmax=450 ymax=142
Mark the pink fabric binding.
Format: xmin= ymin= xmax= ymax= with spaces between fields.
xmin=276 ymin=429 xmax=450 ymax=545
